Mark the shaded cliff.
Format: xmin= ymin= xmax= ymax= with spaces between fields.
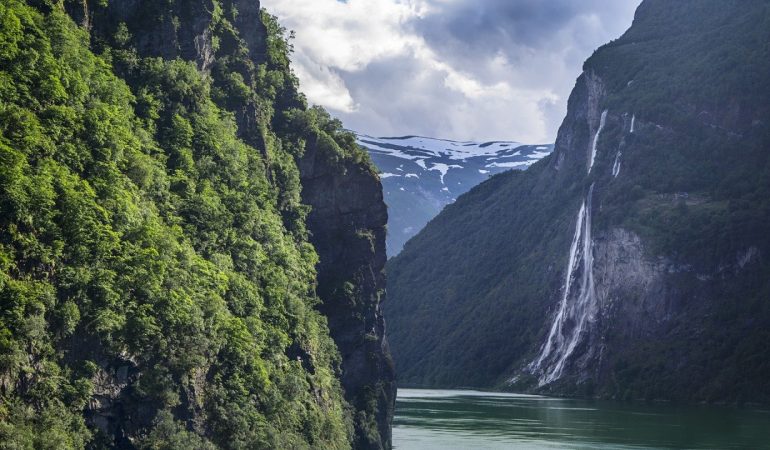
xmin=0 ymin=0 xmax=393 ymax=448
xmin=386 ymin=0 xmax=770 ymax=403
xmin=298 ymin=129 xmax=395 ymax=450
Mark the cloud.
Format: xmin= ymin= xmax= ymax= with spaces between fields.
xmin=290 ymin=51 xmax=357 ymax=113
xmin=262 ymin=0 xmax=638 ymax=142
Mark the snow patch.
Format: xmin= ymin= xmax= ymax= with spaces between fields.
xmin=530 ymin=150 xmax=552 ymax=159
xmin=486 ymin=153 xmax=548 ymax=169
xmin=356 ymin=134 xmax=522 ymax=161
xmin=429 ymin=163 xmax=462 ymax=184
xmin=487 ymin=162 xmax=530 ymax=169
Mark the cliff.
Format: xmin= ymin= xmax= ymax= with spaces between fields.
xmin=299 ymin=132 xmax=395 ymax=449
xmin=386 ymin=0 xmax=770 ymax=403
xmin=84 ymin=1 xmax=396 ymax=445
xmin=0 ymin=0 xmax=393 ymax=448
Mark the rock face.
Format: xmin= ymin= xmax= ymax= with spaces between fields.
xmin=386 ymin=0 xmax=770 ymax=403
xmin=71 ymin=0 xmax=220 ymax=71
xmin=81 ymin=0 xmax=269 ymax=150
xmin=299 ymin=137 xmax=395 ymax=450
xmin=59 ymin=0 xmax=395 ymax=447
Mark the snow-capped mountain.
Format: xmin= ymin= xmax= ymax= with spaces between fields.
xmin=356 ymin=133 xmax=553 ymax=255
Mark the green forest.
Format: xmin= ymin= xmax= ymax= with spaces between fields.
xmin=0 ymin=0 xmax=377 ymax=448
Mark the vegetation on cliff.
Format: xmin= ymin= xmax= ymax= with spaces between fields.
xmin=0 ymin=0 xmax=379 ymax=448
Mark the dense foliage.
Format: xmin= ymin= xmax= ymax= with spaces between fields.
xmin=0 ymin=1 xmax=374 ymax=448
xmin=386 ymin=0 xmax=770 ymax=403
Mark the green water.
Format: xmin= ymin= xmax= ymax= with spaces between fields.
xmin=393 ymin=389 xmax=770 ymax=449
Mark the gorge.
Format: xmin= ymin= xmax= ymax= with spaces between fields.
xmin=3 ymin=0 xmax=770 ymax=449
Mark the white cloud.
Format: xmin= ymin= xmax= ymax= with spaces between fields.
xmin=262 ymin=0 xmax=638 ymax=143
xmin=264 ymin=0 xmax=425 ymax=68
xmin=264 ymin=0 xmax=427 ymax=114
xmin=291 ymin=51 xmax=357 ymax=112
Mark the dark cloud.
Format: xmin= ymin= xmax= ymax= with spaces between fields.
xmin=412 ymin=0 xmax=638 ymax=84
xmin=265 ymin=0 xmax=639 ymax=142
xmin=339 ymin=53 xmax=474 ymax=138
xmin=415 ymin=0 xmax=583 ymax=52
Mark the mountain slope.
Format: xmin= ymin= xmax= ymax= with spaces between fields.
xmin=0 ymin=1 xmax=392 ymax=448
xmin=386 ymin=0 xmax=770 ymax=403
xmin=357 ymin=134 xmax=552 ymax=255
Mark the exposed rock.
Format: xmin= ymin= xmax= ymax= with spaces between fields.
xmin=299 ymin=136 xmax=395 ymax=450
xmin=89 ymin=0 xmax=219 ymax=72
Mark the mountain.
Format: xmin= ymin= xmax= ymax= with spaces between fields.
xmin=386 ymin=0 xmax=770 ymax=404
xmin=0 ymin=1 xmax=392 ymax=449
xmin=356 ymin=134 xmax=553 ymax=255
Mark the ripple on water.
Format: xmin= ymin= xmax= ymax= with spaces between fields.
xmin=393 ymin=388 xmax=770 ymax=450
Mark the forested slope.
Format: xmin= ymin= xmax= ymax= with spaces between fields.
xmin=386 ymin=0 xmax=770 ymax=403
xmin=0 ymin=0 xmax=393 ymax=448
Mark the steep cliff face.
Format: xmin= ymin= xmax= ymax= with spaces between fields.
xmin=89 ymin=1 xmax=395 ymax=445
xmin=0 ymin=0 xmax=392 ymax=448
xmin=87 ymin=0 xmax=395 ymax=445
xmin=386 ymin=0 xmax=770 ymax=403
xmin=299 ymin=135 xmax=395 ymax=450
xmin=79 ymin=0 xmax=272 ymax=150
xmin=83 ymin=0 xmax=395 ymax=446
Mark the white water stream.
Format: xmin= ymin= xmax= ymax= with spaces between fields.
xmin=530 ymin=110 xmax=610 ymax=385
xmin=612 ymin=152 xmax=622 ymax=178
xmin=589 ymin=110 xmax=608 ymax=172
xmin=530 ymin=184 xmax=597 ymax=386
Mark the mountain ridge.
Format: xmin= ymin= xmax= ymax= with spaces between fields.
xmin=356 ymin=133 xmax=552 ymax=255
xmin=385 ymin=0 xmax=770 ymax=403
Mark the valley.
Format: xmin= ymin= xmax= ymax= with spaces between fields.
xmin=2 ymin=0 xmax=769 ymax=448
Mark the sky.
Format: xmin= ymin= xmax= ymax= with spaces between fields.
xmin=262 ymin=0 xmax=639 ymax=143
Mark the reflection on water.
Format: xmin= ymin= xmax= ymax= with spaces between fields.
xmin=394 ymin=389 xmax=770 ymax=449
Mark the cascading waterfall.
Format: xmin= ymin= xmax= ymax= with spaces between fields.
xmin=529 ymin=200 xmax=586 ymax=374
xmin=589 ymin=110 xmax=608 ymax=172
xmin=529 ymin=110 xmax=609 ymax=385
xmin=612 ymin=112 xmax=635 ymax=177
xmin=529 ymin=184 xmax=597 ymax=386
xmin=612 ymin=113 xmax=636 ymax=178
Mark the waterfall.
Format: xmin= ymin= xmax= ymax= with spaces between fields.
xmin=630 ymin=114 xmax=636 ymax=133
xmin=612 ymin=152 xmax=622 ymax=178
xmin=528 ymin=110 xmax=607 ymax=385
xmin=589 ymin=110 xmax=608 ymax=172
xmin=529 ymin=201 xmax=586 ymax=373
xmin=529 ymin=184 xmax=597 ymax=386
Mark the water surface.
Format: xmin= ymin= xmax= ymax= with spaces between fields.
xmin=394 ymin=389 xmax=770 ymax=449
